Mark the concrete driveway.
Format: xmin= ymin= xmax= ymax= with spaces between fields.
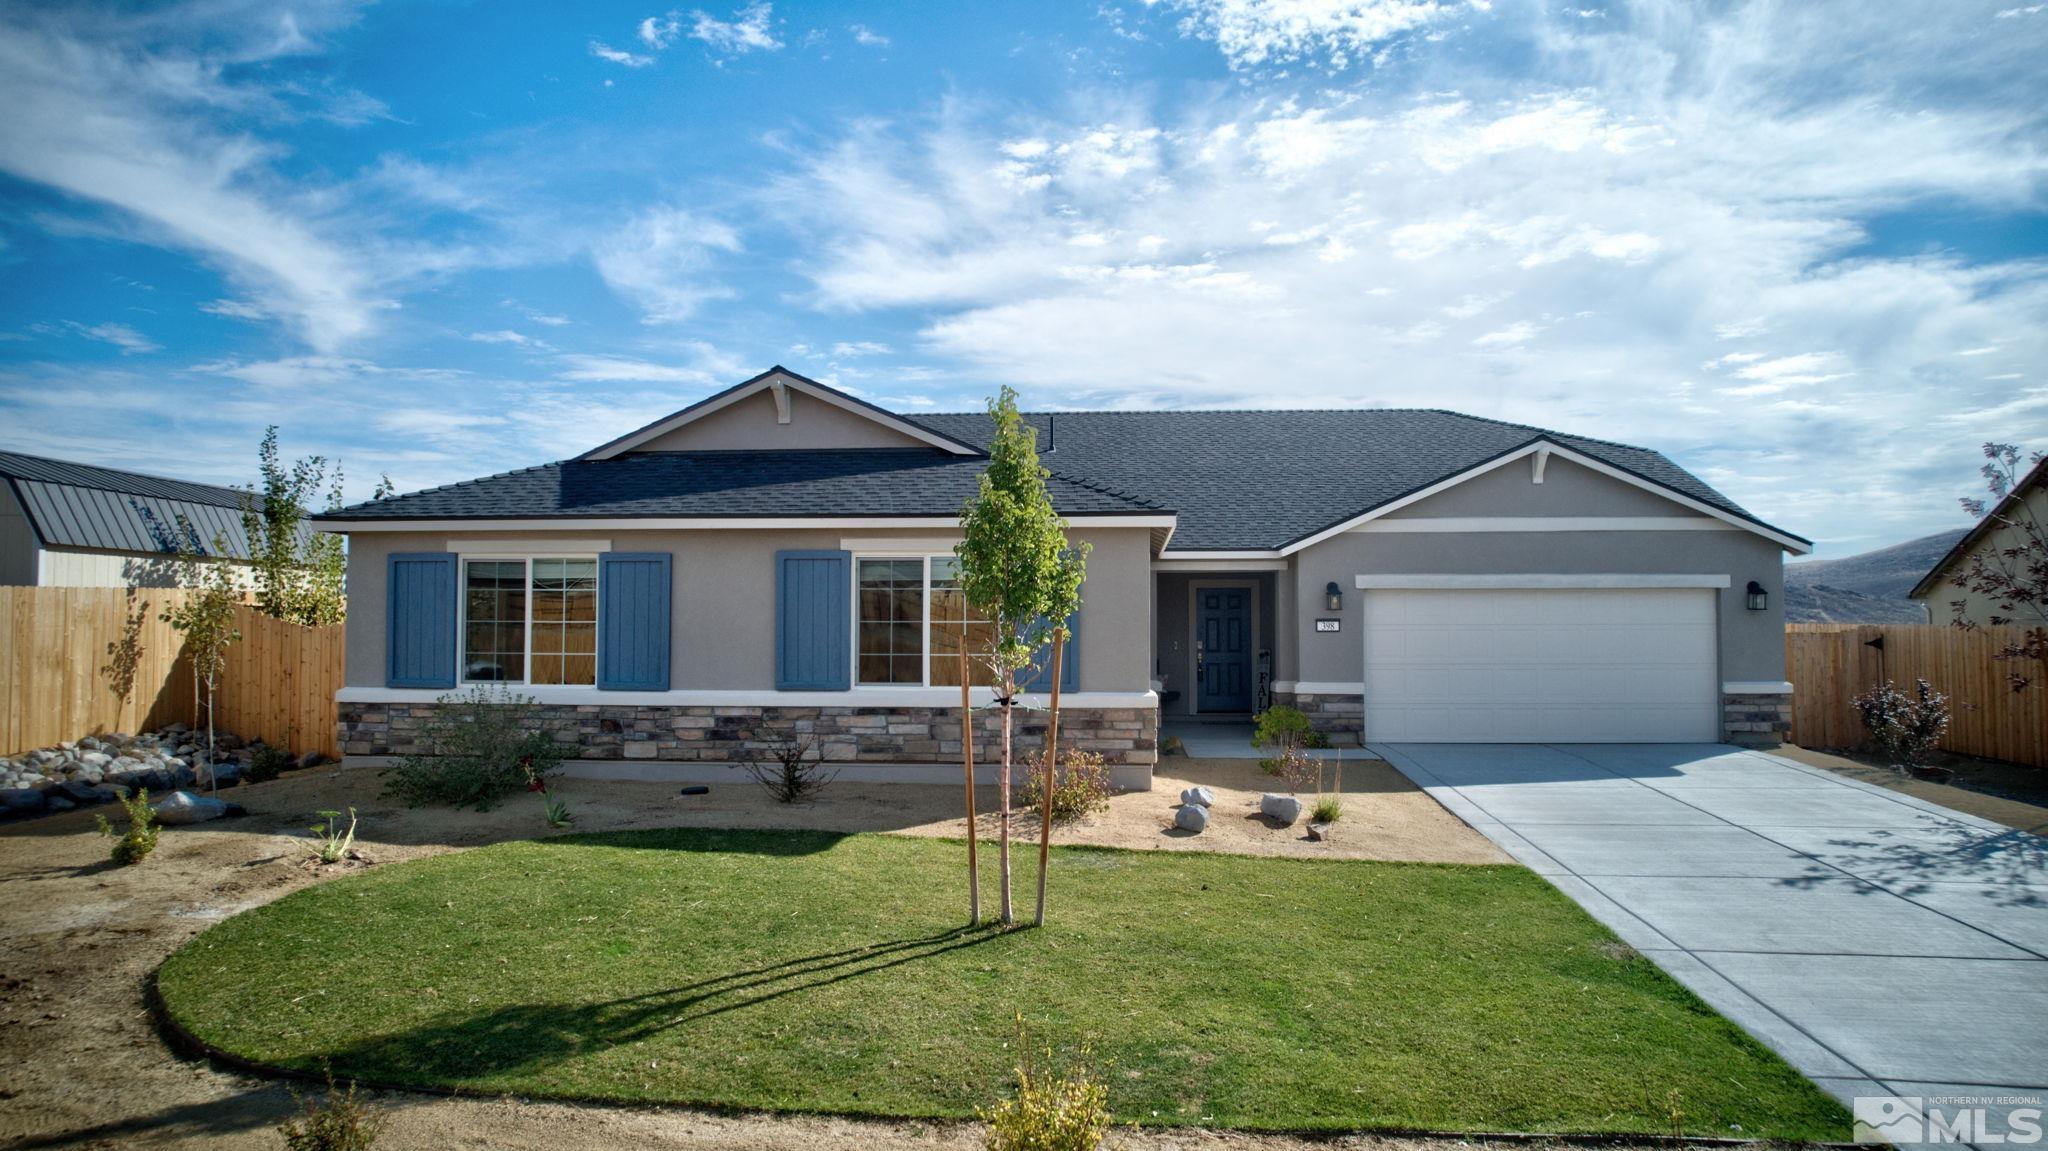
xmin=1376 ymin=742 xmax=2048 ymax=1139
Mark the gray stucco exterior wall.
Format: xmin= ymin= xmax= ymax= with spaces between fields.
xmin=343 ymin=525 xmax=1155 ymax=693
xmin=1287 ymin=455 xmax=1788 ymax=686
xmin=630 ymin=389 xmax=931 ymax=452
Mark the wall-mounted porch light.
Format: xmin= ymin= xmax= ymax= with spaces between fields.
xmin=1745 ymin=580 xmax=1768 ymax=611
xmin=1325 ymin=581 xmax=1343 ymax=612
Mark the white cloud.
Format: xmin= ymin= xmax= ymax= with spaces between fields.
xmin=1995 ymin=5 xmax=2044 ymax=16
xmin=690 ymin=2 xmax=782 ymax=54
xmin=768 ymin=1 xmax=2048 ymax=551
xmin=0 ymin=14 xmax=381 ymax=352
xmin=554 ymin=354 xmax=717 ymax=383
xmin=639 ymin=13 xmax=683 ymax=47
xmin=592 ymin=208 xmax=742 ymax=323
xmin=590 ymin=39 xmax=654 ymax=66
xmin=63 ymin=321 xmax=160 ymax=354
xmin=830 ymin=341 xmax=892 ymax=357
xmin=1471 ymin=321 xmax=1541 ymax=348
xmin=200 ymin=298 xmax=271 ymax=321
xmin=1157 ymin=0 xmax=1477 ymax=70
xmin=468 ymin=329 xmax=554 ymax=350
xmin=850 ymin=24 xmax=890 ymax=47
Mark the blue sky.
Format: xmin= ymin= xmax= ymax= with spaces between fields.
xmin=0 ymin=0 xmax=2043 ymax=557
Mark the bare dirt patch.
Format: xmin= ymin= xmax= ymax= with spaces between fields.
xmin=0 ymin=759 xmax=1503 ymax=1150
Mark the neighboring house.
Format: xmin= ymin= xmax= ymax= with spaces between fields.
xmin=317 ymin=367 xmax=1811 ymax=786
xmin=0 ymin=451 xmax=267 ymax=587
xmin=1910 ymin=454 xmax=2048 ymax=626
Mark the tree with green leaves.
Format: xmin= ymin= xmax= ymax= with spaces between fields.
xmin=159 ymin=525 xmax=243 ymax=792
xmin=955 ymin=387 xmax=1089 ymax=926
xmin=240 ymin=426 xmax=348 ymax=627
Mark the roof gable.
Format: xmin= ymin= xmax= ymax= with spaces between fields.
xmin=1910 ymin=453 xmax=2048 ymax=600
xmin=582 ymin=367 xmax=980 ymax=460
xmin=0 ymin=450 xmax=266 ymax=558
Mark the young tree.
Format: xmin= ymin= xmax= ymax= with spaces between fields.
xmin=955 ymin=388 xmax=1089 ymax=926
xmin=159 ymin=527 xmax=243 ymax=792
xmin=240 ymin=426 xmax=348 ymax=627
xmin=1945 ymin=442 xmax=2046 ymax=691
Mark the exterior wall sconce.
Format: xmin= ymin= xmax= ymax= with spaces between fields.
xmin=1745 ymin=580 xmax=1768 ymax=611
xmin=1325 ymin=581 xmax=1343 ymax=612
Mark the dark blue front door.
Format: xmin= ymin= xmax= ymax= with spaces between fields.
xmin=1196 ymin=587 xmax=1253 ymax=712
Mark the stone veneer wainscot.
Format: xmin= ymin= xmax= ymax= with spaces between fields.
xmin=341 ymin=702 xmax=1158 ymax=767
xmin=1721 ymin=690 xmax=1793 ymax=748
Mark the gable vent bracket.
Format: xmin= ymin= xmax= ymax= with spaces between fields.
xmin=1531 ymin=445 xmax=1551 ymax=484
xmin=769 ymin=379 xmax=792 ymax=424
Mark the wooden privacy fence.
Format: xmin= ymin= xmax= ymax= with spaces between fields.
xmin=1786 ymin=623 xmax=2047 ymax=769
xmin=0 ymin=587 xmax=344 ymax=759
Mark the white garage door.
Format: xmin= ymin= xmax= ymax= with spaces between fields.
xmin=1361 ymin=587 xmax=1719 ymax=743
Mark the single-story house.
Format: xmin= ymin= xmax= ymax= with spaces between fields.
xmin=1910 ymin=453 xmax=2047 ymax=627
xmin=318 ymin=367 xmax=1811 ymax=787
xmin=0 ymin=451 xmax=267 ymax=587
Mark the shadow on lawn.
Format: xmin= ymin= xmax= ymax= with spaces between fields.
xmin=309 ymin=925 xmax=1003 ymax=1086
xmin=527 ymin=826 xmax=855 ymax=856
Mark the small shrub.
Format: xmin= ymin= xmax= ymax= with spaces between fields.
xmin=1311 ymin=794 xmax=1343 ymax=823
xmin=382 ymin=685 xmax=563 ymax=810
xmin=742 ymin=726 xmax=839 ymax=803
xmin=1252 ymin=705 xmax=1314 ymax=755
xmin=981 ymin=1015 xmax=1111 ymax=1151
xmin=246 ymin=743 xmax=293 ymax=784
xmin=1259 ymin=745 xmax=1317 ymax=792
xmin=1019 ymin=746 xmax=1114 ymax=824
xmin=303 ymin=808 xmax=357 ymax=865
xmin=1852 ymin=679 xmax=1951 ymax=769
xmin=543 ymin=792 xmax=574 ymax=828
xmin=1302 ymin=728 xmax=1331 ymax=749
xmin=278 ymin=1064 xmax=385 ymax=1151
xmin=95 ymin=787 xmax=160 ymax=866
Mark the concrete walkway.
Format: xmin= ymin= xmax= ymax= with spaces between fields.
xmin=1376 ymin=742 xmax=2048 ymax=1141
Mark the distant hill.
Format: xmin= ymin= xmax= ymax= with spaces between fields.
xmin=1783 ymin=530 xmax=1967 ymax=624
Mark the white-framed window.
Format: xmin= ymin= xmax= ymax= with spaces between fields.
xmin=853 ymin=554 xmax=996 ymax=688
xmin=461 ymin=556 xmax=599 ymax=686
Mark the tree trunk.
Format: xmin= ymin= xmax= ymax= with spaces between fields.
xmin=204 ymin=674 xmax=218 ymax=795
xmin=998 ymin=668 xmax=1014 ymax=925
xmin=960 ymin=647 xmax=980 ymax=926
xmin=1034 ymin=628 xmax=1064 ymax=927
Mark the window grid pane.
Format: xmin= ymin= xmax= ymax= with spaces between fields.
xmin=858 ymin=558 xmax=925 ymax=685
xmin=930 ymin=559 xmax=997 ymax=688
xmin=463 ymin=560 xmax=526 ymax=682
xmin=529 ymin=558 xmax=596 ymax=686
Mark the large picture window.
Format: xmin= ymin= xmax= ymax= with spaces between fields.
xmin=855 ymin=555 xmax=996 ymax=688
xmin=463 ymin=557 xmax=597 ymax=686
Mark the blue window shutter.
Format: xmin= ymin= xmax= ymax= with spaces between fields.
xmin=776 ymin=550 xmax=851 ymax=691
xmin=598 ymin=552 xmax=672 ymax=691
xmin=387 ymin=552 xmax=457 ymax=688
xmin=1017 ymin=612 xmax=1080 ymax=693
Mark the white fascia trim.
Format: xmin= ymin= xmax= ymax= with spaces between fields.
xmin=1158 ymin=549 xmax=1284 ymax=561
xmin=842 ymin=536 xmax=962 ymax=551
xmin=585 ymin=371 xmax=977 ymax=459
xmin=1723 ymin=680 xmax=1795 ymax=695
xmin=1280 ymin=439 xmax=1812 ymax=556
xmin=1353 ymin=573 xmax=1733 ymax=590
xmin=1152 ymin=558 xmax=1289 ymax=572
xmin=1274 ymin=680 xmax=1364 ymax=695
xmin=445 ymin=538 xmax=611 ymax=553
xmin=322 ymin=515 xmax=1177 ymax=533
xmin=338 ymin=686 xmax=1160 ymax=709
xmin=1353 ymin=517 xmax=1738 ymax=534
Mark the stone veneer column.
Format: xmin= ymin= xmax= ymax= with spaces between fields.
xmin=1721 ymin=690 xmax=1793 ymax=747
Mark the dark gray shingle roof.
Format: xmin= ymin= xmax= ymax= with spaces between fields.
xmin=0 ymin=451 xmax=259 ymax=558
xmin=913 ymin=409 xmax=1797 ymax=551
xmin=322 ymin=449 xmax=1166 ymax=522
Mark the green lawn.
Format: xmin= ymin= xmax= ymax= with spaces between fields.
xmin=158 ymin=829 xmax=1849 ymax=1138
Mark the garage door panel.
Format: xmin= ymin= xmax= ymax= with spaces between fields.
xmin=1362 ymin=588 xmax=1719 ymax=743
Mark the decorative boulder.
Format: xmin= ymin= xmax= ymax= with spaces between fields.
xmin=1260 ymin=792 xmax=1303 ymax=825
xmin=1306 ymin=822 xmax=1334 ymax=842
xmin=152 ymin=790 xmax=232 ymax=825
xmin=0 ymin=788 xmax=45 ymax=815
xmin=1179 ymin=786 xmax=1215 ymax=808
xmin=1174 ymin=803 xmax=1210 ymax=833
